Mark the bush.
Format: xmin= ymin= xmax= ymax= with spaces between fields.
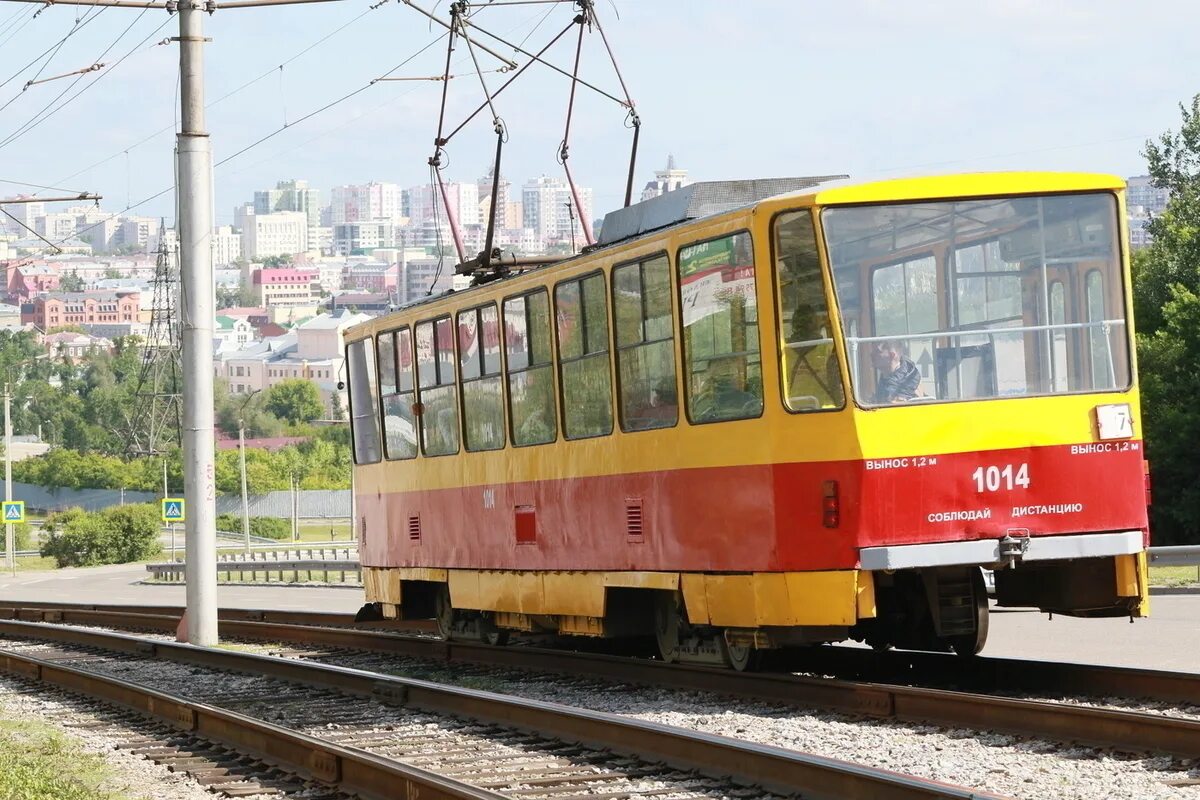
xmin=215 ymin=513 xmax=292 ymax=540
xmin=12 ymin=521 xmax=33 ymax=551
xmin=39 ymin=504 xmax=163 ymax=568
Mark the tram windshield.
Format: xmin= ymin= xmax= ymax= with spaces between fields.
xmin=821 ymin=192 xmax=1129 ymax=407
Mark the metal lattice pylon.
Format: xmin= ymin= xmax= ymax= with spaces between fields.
xmin=125 ymin=221 xmax=182 ymax=456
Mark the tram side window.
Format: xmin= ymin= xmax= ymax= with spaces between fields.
xmin=678 ymin=231 xmax=763 ymax=422
xmin=416 ymin=317 xmax=460 ymax=456
xmin=346 ymin=339 xmax=381 ymax=464
xmin=458 ymin=304 xmax=505 ymax=451
xmin=613 ymin=255 xmax=678 ymax=431
xmin=772 ymin=211 xmax=844 ymax=411
xmin=555 ymin=272 xmax=614 ymax=439
xmin=378 ymin=328 xmax=417 ymax=460
xmin=504 ymin=290 xmax=557 ymax=446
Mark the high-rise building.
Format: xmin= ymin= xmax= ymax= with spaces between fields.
xmin=37 ymin=213 xmax=78 ymax=242
xmin=1126 ymin=175 xmax=1171 ymax=249
xmin=329 ymin=182 xmax=403 ymax=225
xmin=332 ymin=221 xmax=402 ymax=256
xmin=404 ymin=182 xmax=480 ymax=228
xmin=1126 ymin=175 xmax=1170 ymax=216
xmin=212 ymin=225 xmax=243 ymax=267
xmin=641 ymin=154 xmax=691 ymax=201
xmin=69 ymin=205 xmax=121 ymax=252
xmin=477 ymin=168 xmax=510 ymax=224
xmin=241 ymin=212 xmax=309 ymax=260
xmin=0 ymin=196 xmax=42 ymax=236
xmin=253 ymin=179 xmax=320 ymax=227
xmin=522 ymin=176 xmax=592 ymax=244
xmin=117 ymin=216 xmax=157 ymax=251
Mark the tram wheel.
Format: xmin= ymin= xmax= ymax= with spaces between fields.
xmin=653 ymin=592 xmax=681 ymax=663
xmin=721 ymin=638 xmax=762 ymax=672
xmin=950 ymin=568 xmax=990 ymax=657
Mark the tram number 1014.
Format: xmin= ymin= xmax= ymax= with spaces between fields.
xmin=971 ymin=463 xmax=1030 ymax=493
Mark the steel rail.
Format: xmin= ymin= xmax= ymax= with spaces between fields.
xmin=0 ymin=648 xmax=507 ymax=800
xmin=0 ymin=619 xmax=993 ymax=800
xmin=2 ymin=604 xmax=1199 ymax=760
xmin=3 ymin=601 xmax=1197 ymax=704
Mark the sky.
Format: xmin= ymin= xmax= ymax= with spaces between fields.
xmin=0 ymin=0 xmax=1197 ymax=229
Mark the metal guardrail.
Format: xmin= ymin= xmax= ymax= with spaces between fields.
xmin=147 ymin=558 xmax=361 ymax=584
xmin=1148 ymin=545 xmax=1200 ymax=567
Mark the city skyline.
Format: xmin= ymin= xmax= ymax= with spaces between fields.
xmin=0 ymin=2 xmax=1196 ymax=236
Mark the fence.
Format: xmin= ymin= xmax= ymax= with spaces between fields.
xmin=10 ymin=481 xmax=351 ymax=518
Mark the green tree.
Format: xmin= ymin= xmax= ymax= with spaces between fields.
xmin=265 ymin=379 xmax=324 ymax=425
xmin=59 ymin=271 xmax=85 ymax=292
xmin=259 ymin=254 xmax=293 ymax=269
xmin=1136 ymin=94 xmax=1200 ymax=544
xmin=39 ymin=504 xmax=161 ymax=567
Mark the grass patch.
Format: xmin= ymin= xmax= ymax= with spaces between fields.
xmin=1149 ymin=565 xmax=1200 ymax=587
xmin=0 ymin=715 xmax=127 ymax=800
xmin=13 ymin=555 xmax=58 ymax=572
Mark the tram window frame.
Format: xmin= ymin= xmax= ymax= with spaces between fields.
xmin=769 ymin=209 xmax=846 ymax=414
xmin=502 ymin=288 xmax=558 ymax=447
xmin=611 ymin=252 xmax=679 ymax=432
xmin=1085 ymin=268 xmax=1115 ymax=390
xmin=415 ymin=315 xmax=461 ymax=457
xmin=377 ymin=326 xmax=418 ymax=461
xmin=457 ymin=302 xmax=506 ymax=452
xmin=675 ymin=228 xmax=765 ymax=425
xmin=346 ymin=337 xmax=382 ymax=465
xmin=553 ymin=269 xmax=615 ymax=440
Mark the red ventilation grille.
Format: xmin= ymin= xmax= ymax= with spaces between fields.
xmin=407 ymin=514 xmax=421 ymax=542
xmin=625 ymin=498 xmax=644 ymax=542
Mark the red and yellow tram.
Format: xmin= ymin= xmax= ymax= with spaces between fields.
xmin=344 ymin=172 xmax=1150 ymax=667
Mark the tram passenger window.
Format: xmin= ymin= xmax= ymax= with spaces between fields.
xmin=346 ymin=339 xmax=381 ymax=464
xmin=677 ymin=231 xmax=763 ymax=423
xmin=555 ymin=272 xmax=614 ymax=439
xmin=415 ymin=317 xmax=459 ymax=456
xmin=613 ymin=255 xmax=678 ymax=431
xmin=504 ymin=290 xmax=557 ymax=446
xmin=458 ymin=304 xmax=505 ymax=451
xmin=772 ymin=211 xmax=844 ymax=411
xmin=378 ymin=328 xmax=417 ymax=460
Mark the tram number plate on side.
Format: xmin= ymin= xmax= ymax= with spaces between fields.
xmin=1095 ymin=403 xmax=1134 ymax=440
xmin=971 ymin=463 xmax=1030 ymax=493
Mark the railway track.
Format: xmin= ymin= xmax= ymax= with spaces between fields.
xmin=2 ymin=601 xmax=1198 ymax=763
xmin=0 ymin=618 xmax=995 ymax=800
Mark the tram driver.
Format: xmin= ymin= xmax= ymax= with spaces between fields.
xmin=870 ymin=340 xmax=922 ymax=403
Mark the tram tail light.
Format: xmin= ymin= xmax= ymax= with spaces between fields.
xmin=1144 ymin=460 xmax=1152 ymax=507
xmin=821 ymin=480 xmax=840 ymax=528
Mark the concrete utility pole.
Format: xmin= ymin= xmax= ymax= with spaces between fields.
xmin=239 ymin=419 xmax=250 ymax=553
xmin=177 ymin=0 xmax=218 ymax=647
xmin=4 ymin=385 xmax=12 ymax=573
xmin=2 ymin=0 xmax=341 ymax=640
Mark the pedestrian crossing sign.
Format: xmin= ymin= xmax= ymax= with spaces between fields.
xmin=2 ymin=501 xmax=24 ymax=523
xmin=161 ymin=498 xmax=185 ymax=523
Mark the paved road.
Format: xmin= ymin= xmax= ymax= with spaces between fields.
xmin=0 ymin=564 xmax=1195 ymax=671
xmin=0 ymin=563 xmax=362 ymax=614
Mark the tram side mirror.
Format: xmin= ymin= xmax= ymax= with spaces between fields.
xmin=336 ymin=381 xmax=346 ymax=390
